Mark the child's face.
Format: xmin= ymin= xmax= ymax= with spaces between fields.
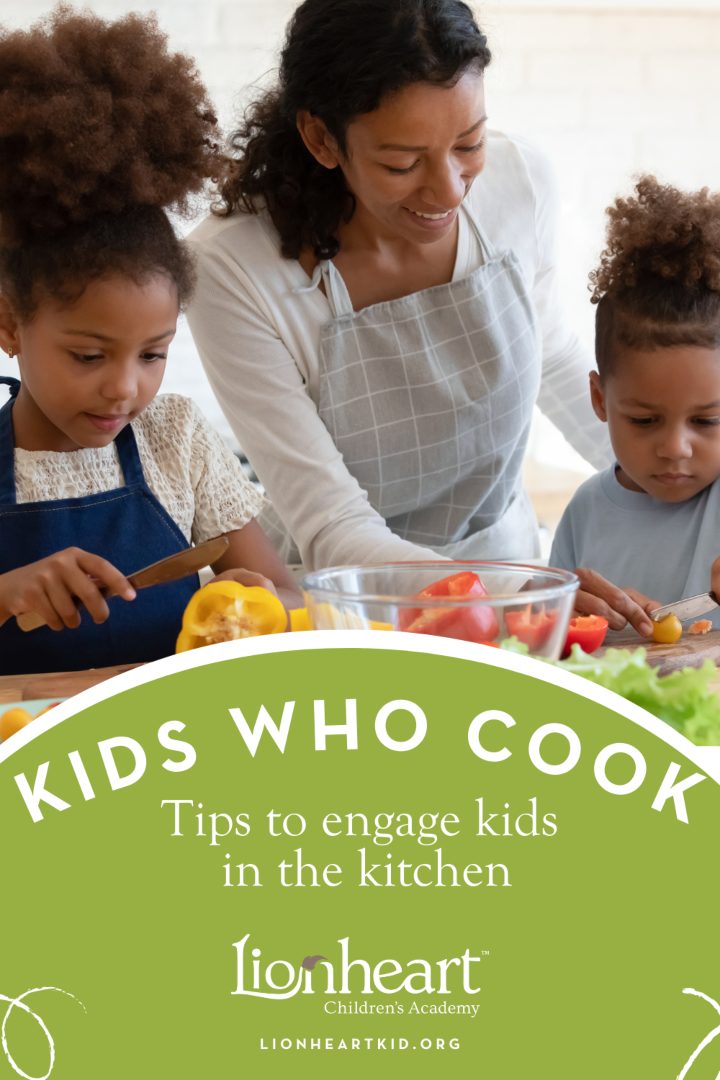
xmin=6 ymin=275 xmax=178 ymax=452
xmin=591 ymin=345 xmax=720 ymax=502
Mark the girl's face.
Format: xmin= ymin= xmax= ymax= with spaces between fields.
xmin=3 ymin=275 xmax=178 ymax=452
xmin=591 ymin=345 xmax=720 ymax=502
xmin=303 ymin=72 xmax=487 ymax=245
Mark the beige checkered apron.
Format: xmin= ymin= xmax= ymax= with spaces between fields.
xmin=314 ymin=209 xmax=541 ymax=559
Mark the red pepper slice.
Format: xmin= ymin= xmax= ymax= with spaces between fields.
xmin=399 ymin=571 xmax=499 ymax=643
xmin=504 ymin=604 xmax=557 ymax=651
xmin=562 ymin=614 xmax=608 ymax=658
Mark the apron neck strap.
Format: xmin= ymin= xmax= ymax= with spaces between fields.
xmin=0 ymin=378 xmax=145 ymax=505
xmin=0 ymin=376 xmax=20 ymax=399
xmin=321 ymin=261 xmax=354 ymax=320
xmin=114 ymin=422 xmax=145 ymax=487
xmin=321 ymin=202 xmax=497 ymax=320
xmin=461 ymin=203 xmax=495 ymax=261
xmin=0 ymin=378 xmax=20 ymax=505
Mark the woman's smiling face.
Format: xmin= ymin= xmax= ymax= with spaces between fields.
xmin=327 ymin=72 xmax=488 ymax=244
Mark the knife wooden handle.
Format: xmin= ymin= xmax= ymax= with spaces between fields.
xmin=16 ymin=610 xmax=47 ymax=632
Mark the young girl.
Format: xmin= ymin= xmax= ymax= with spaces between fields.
xmin=550 ymin=176 xmax=720 ymax=628
xmin=0 ymin=8 xmax=300 ymax=675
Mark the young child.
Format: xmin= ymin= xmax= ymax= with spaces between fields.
xmin=550 ymin=176 xmax=720 ymax=627
xmin=0 ymin=8 xmax=300 ymax=675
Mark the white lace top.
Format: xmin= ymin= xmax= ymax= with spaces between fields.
xmin=13 ymin=394 xmax=265 ymax=544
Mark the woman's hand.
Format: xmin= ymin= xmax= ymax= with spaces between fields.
xmin=573 ymin=568 xmax=658 ymax=637
xmin=0 ymin=548 xmax=136 ymax=631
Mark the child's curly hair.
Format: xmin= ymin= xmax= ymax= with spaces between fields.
xmin=0 ymin=5 xmax=221 ymax=317
xmin=591 ymin=176 xmax=720 ymax=376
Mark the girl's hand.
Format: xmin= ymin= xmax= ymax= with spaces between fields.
xmin=573 ymin=567 xmax=656 ymax=637
xmin=210 ymin=523 xmax=304 ymax=613
xmin=0 ymin=548 xmax=136 ymax=631
xmin=210 ymin=567 xmax=303 ymax=624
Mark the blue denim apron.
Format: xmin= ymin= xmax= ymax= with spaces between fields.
xmin=0 ymin=377 xmax=199 ymax=674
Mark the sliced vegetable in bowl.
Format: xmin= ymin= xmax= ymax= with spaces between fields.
xmin=398 ymin=571 xmax=500 ymax=643
xmin=504 ymin=605 xmax=557 ymax=651
xmin=302 ymin=562 xmax=578 ymax=658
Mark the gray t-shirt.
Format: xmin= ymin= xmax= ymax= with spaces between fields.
xmin=550 ymin=465 xmax=720 ymax=618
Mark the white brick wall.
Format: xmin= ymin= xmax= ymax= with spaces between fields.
xmin=482 ymin=4 xmax=720 ymax=469
xmin=2 ymin=1 xmax=720 ymax=467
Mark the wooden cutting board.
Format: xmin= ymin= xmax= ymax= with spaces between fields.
xmin=0 ymin=664 xmax=138 ymax=705
xmin=597 ymin=627 xmax=720 ymax=674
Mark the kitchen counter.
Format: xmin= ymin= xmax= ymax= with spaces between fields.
xmin=2 ymin=653 xmax=720 ymax=705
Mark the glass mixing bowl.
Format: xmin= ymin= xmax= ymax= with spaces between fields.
xmin=301 ymin=562 xmax=579 ymax=660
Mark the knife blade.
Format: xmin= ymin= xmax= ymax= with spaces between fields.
xmin=650 ymin=591 xmax=719 ymax=624
xmin=16 ymin=534 xmax=229 ymax=633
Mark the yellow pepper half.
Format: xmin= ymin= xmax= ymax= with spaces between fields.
xmin=176 ymin=581 xmax=288 ymax=652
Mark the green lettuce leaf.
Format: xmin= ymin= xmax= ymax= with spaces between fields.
xmin=555 ymin=645 xmax=720 ymax=745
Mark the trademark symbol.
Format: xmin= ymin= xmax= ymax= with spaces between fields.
xmin=482 ymin=949 xmax=491 ymax=957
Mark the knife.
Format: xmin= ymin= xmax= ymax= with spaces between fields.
xmin=16 ymin=535 xmax=229 ymax=633
xmin=650 ymin=590 xmax=719 ymax=624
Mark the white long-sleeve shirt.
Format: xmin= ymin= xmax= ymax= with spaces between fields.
xmin=187 ymin=130 xmax=610 ymax=570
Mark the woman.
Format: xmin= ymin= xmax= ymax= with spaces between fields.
xmin=187 ymin=0 xmax=607 ymax=572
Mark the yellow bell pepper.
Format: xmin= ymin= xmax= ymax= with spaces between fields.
xmin=176 ymin=581 xmax=288 ymax=652
xmin=289 ymin=607 xmax=312 ymax=632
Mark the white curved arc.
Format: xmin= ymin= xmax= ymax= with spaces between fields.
xmin=683 ymin=987 xmax=720 ymax=1016
xmin=1 ymin=630 xmax=716 ymax=787
xmin=677 ymin=988 xmax=720 ymax=1080
xmin=0 ymin=986 xmax=86 ymax=1080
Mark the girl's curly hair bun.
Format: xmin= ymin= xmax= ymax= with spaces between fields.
xmin=0 ymin=4 xmax=221 ymax=247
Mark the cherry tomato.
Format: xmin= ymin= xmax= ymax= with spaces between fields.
xmin=652 ymin=613 xmax=683 ymax=644
xmin=562 ymin=614 xmax=608 ymax=658
xmin=399 ymin=571 xmax=499 ymax=643
xmin=505 ymin=605 xmax=557 ymax=650
xmin=0 ymin=707 xmax=33 ymax=741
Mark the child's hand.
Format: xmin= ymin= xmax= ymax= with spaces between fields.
xmin=573 ymin=568 xmax=656 ymax=637
xmin=0 ymin=548 xmax=137 ymax=631
xmin=210 ymin=568 xmax=303 ymax=620
xmin=711 ymin=557 xmax=720 ymax=603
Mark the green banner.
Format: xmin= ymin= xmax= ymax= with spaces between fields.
xmin=1 ymin=633 xmax=718 ymax=1078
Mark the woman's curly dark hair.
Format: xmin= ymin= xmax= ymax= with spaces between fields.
xmin=217 ymin=0 xmax=491 ymax=261
xmin=0 ymin=5 xmax=222 ymax=317
xmin=591 ymin=176 xmax=720 ymax=375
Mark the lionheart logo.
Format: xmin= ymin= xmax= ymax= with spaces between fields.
xmin=678 ymin=988 xmax=720 ymax=1079
xmin=231 ymin=934 xmax=482 ymax=1000
xmin=0 ymin=985 xmax=85 ymax=1080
